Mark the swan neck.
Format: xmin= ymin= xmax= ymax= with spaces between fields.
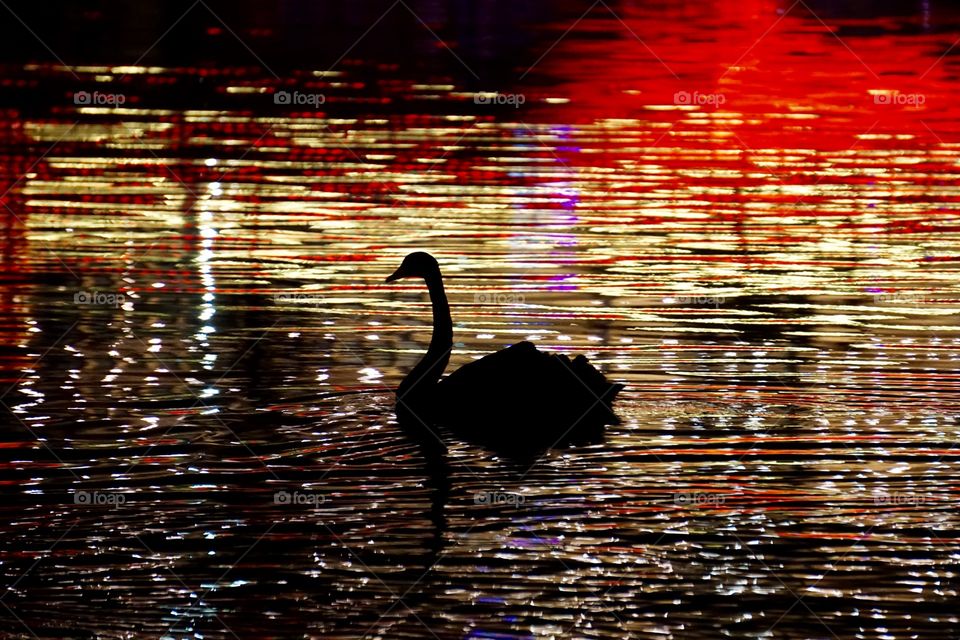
xmin=398 ymin=268 xmax=452 ymax=398
xmin=425 ymin=271 xmax=452 ymax=355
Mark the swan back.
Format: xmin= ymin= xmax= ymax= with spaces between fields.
xmin=435 ymin=341 xmax=623 ymax=451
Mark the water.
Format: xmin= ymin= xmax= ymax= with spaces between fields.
xmin=2 ymin=1 xmax=960 ymax=638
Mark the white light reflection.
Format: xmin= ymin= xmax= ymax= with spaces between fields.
xmin=196 ymin=204 xmax=219 ymax=372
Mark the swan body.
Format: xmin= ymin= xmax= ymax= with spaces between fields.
xmin=386 ymin=252 xmax=623 ymax=452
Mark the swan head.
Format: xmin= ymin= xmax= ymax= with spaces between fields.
xmin=385 ymin=251 xmax=440 ymax=283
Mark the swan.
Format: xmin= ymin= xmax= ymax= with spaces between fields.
xmin=385 ymin=251 xmax=624 ymax=452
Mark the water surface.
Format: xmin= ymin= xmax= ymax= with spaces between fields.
xmin=1 ymin=2 xmax=960 ymax=638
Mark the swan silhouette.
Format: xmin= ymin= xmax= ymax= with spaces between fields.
xmin=385 ymin=251 xmax=624 ymax=452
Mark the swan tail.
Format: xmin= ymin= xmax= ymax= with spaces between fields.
xmin=567 ymin=354 xmax=624 ymax=418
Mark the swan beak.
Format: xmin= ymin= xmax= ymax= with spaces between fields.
xmin=385 ymin=267 xmax=405 ymax=283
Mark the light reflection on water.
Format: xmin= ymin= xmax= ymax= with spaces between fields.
xmin=2 ymin=3 xmax=960 ymax=639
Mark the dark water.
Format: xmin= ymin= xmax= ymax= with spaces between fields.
xmin=2 ymin=1 xmax=960 ymax=638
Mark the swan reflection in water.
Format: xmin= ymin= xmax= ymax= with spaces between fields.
xmin=385 ymin=252 xmax=624 ymax=456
